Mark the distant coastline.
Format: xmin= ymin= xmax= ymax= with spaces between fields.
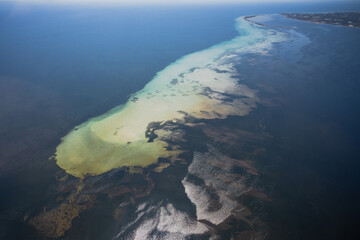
xmin=244 ymin=15 xmax=295 ymax=29
xmin=245 ymin=12 xmax=360 ymax=29
xmin=244 ymin=15 xmax=265 ymax=26
xmin=282 ymin=12 xmax=360 ymax=28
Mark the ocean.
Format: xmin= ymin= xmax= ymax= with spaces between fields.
xmin=0 ymin=2 xmax=360 ymax=239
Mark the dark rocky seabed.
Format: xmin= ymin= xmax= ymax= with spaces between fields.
xmin=1 ymin=3 xmax=360 ymax=240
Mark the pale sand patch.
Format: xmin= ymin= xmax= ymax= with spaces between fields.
xmin=55 ymin=17 xmax=285 ymax=178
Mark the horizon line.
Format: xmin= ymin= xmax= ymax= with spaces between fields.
xmin=0 ymin=0 xmax=356 ymax=7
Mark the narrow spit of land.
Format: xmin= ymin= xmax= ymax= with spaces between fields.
xmin=282 ymin=12 xmax=360 ymax=28
xmin=244 ymin=15 xmax=295 ymax=29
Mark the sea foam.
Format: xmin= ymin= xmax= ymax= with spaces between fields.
xmin=114 ymin=202 xmax=208 ymax=239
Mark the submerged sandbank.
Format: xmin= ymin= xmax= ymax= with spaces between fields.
xmin=55 ymin=16 xmax=285 ymax=178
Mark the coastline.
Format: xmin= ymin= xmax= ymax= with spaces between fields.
xmin=282 ymin=12 xmax=360 ymax=28
xmin=244 ymin=15 xmax=295 ymax=29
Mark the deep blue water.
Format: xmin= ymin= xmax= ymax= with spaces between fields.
xmin=1 ymin=2 xmax=360 ymax=240
xmin=1 ymin=2 xmax=359 ymax=95
xmin=0 ymin=2 xmax=359 ymax=134
xmin=237 ymin=15 xmax=360 ymax=239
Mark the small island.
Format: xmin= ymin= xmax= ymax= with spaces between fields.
xmin=282 ymin=12 xmax=360 ymax=27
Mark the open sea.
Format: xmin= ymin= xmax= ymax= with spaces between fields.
xmin=0 ymin=1 xmax=360 ymax=239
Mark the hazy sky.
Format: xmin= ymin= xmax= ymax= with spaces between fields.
xmin=0 ymin=0 xmax=350 ymax=6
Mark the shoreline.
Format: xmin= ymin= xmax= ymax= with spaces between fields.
xmin=282 ymin=12 xmax=360 ymax=28
xmin=244 ymin=15 xmax=295 ymax=29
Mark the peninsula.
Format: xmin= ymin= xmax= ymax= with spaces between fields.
xmin=282 ymin=12 xmax=360 ymax=27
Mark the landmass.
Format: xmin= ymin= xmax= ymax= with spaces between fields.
xmin=282 ymin=12 xmax=360 ymax=27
